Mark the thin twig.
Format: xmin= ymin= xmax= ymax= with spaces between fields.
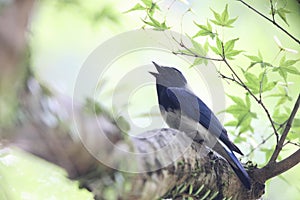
xmin=284 ymin=141 xmax=300 ymax=148
xmin=268 ymin=93 xmax=300 ymax=163
xmin=172 ymin=50 xmax=223 ymax=62
xmin=218 ymin=72 xmax=244 ymax=87
xmin=258 ymin=69 xmax=267 ymax=102
xmin=246 ymin=119 xmax=288 ymax=156
xmin=269 ymin=0 xmax=275 ymax=22
xmin=246 ymin=133 xmax=274 ymax=157
xmin=237 ymin=0 xmax=300 ymax=45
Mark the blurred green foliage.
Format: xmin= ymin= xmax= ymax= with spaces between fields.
xmin=0 ymin=148 xmax=93 ymax=200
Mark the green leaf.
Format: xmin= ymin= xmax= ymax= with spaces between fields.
xmin=234 ymin=135 xmax=247 ymax=143
xmin=227 ymin=95 xmax=245 ymax=106
xmin=268 ymin=85 xmax=292 ymax=107
xmin=192 ymin=58 xmax=204 ymax=66
xmin=244 ymin=72 xmax=259 ymax=84
xmin=281 ymin=65 xmax=300 ymax=74
xmin=263 ymin=81 xmax=277 ymax=92
xmin=244 ymin=51 xmax=273 ymax=70
xmin=275 ymin=8 xmax=291 ymax=26
xmin=226 ymin=105 xmax=245 ymax=115
xmin=221 ymin=4 xmax=229 ymax=22
xmin=291 ymin=118 xmax=300 ymax=136
xmin=141 ymin=0 xmax=152 ymax=7
xmin=210 ymin=4 xmax=237 ymax=28
xmin=273 ymin=67 xmax=287 ymax=81
xmin=210 ymin=46 xmax=221 ymax=56
xmin=224 ymin=38 xmax=239 ymax=53
xmin=123 ymin=3 xmax=145 ymax=13
xmin=210 ymin=8 xmax=222 ymax=23
xmin=245 ymin=54 xmax=262 ymax=62
xmin=225 ymin=93 xmax=256 ymax=133
xmin=224 ymin=120 xmax=238 ymax=126
xmin=225 ymin=50 xmax=243 ymax=60
xmin=261 ymin=147 xmax=273 ymax=162
xmin=258 ymin=50 xmax=263 ymax=60
xmin=244 ymin=72 xmax=260 ymax=94
xmin=204 ymin=39 xmax=209 ymax=52
xmin=245 ymin=93 xmax=251 ymax=108
xmin=238 ymin=114 xmax=252 ymax=133
xmin=276 ymin=96 xmax=289 ymax=106
xmin=237 ymin=112 xmax=251 ymax=127
xmin=190 ymin=36 xmax=205 ymax=55
xmin=273 ymin=57 xmax=300 ymax=81
xmin=193 ymin=21 xmax=215 ymax=39
xmin=280 ymin=55 xmax=300 ymax=67
xmin=225 ymin=17 xmax=238 ymax=27
xmin=210 ymin=36 xmax=224 ymax=57
xmin=142 ymin=15 xmax=170 ymax=30
xmin=216 ymin=37 xmax=222 ymax=53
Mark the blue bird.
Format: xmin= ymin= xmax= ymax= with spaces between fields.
xmin=150 ymin=61 xmax=251 ymax=189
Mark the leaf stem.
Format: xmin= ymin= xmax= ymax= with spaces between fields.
xmin=269 ymin=0 xmax=275 ymax=22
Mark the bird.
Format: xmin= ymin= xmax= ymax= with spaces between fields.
xmin=150 ymin=61 xmax=251 ymax=189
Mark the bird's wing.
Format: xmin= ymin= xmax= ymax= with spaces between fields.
xmin=165 ymin=87 xmax=243 ymax=155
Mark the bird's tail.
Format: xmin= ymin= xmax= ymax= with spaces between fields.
xmin=213 ymin=142 xmax=251 ymax=189
xmin=224 ymin=148 xmax=251 ymax=189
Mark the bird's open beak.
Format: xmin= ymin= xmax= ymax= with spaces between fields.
xmin=149 ymin=61 xmax=162 ymax=78
xmin=152 ymin=61 xmax=162 ymax=72
xmin=149 ymin=71 xmax=158 ymax=77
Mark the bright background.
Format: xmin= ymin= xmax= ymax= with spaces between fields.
xmin=1 ymin=0 xmax=299 ymax=199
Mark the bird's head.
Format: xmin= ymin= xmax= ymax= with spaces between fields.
xmin=149 ymin=61 xmax=187 ymax=88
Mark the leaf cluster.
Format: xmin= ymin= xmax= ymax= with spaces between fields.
xmin=125 ymin=0 xmax=170 ymax=30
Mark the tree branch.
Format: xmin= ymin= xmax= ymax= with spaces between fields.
xmin=268 ymin=93 xmax=300 ymax=163
xmin=237 ymin=0 xmax=300 ymax=45
xmin=254 ymin=148 xmax=300 ymax=182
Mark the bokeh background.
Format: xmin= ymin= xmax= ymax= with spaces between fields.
xmin=1 ymin=0 xmax=299 ymax=199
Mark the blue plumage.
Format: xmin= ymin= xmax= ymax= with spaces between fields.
xmin=150 ymin=61 xmax=251 ymax=189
